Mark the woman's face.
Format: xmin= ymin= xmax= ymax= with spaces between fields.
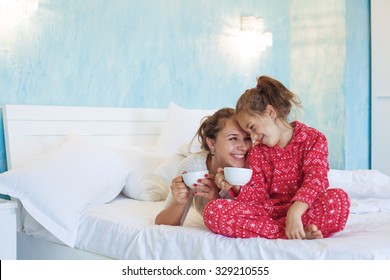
xmin=209 ymin=117 xmax=252 ymax=168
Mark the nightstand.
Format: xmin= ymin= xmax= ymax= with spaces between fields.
xmin=0 ymin=198 xmax=17 ymax=260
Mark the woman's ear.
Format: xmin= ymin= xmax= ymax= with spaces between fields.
xmin=206 ymin=137 xmax=216 ymax=154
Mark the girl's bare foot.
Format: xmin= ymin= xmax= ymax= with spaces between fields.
xmin=304 ymin=224 xmax=323 ymax=239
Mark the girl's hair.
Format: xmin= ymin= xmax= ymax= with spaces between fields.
xmin=195 ymin=107 xmax=236 ymax=153
xmin=236 ymin=75 xmax=301 ymax=120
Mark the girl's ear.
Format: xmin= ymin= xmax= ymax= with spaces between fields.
xmin=266 ymin=105 xmax=277 ymax=119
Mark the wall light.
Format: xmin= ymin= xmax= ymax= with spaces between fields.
xmin=240 ymin=16 xmax=273 ymax=52
xmin=218 ymin=15 xmax=273 ymax=71
xmin=0 ymin=0 xmax=38 ymax=17
xmin=0 ymin=0 xmax=38 ymax=41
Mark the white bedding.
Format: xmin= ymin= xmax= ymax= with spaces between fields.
xmin=79 ymin=197 xmax=390 ymax=259
xmin=75 ymin=169 xmax=390 ymax=259
xmin=22 ymin=192 xmax=390 ymax=260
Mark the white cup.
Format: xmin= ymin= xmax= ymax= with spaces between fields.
xmin=182 ymin=170 xmax=208 ymax=189
xmin=224 ymin=167 xmax=252 ymax=186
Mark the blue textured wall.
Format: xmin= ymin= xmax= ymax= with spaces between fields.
xmin=290 ymin=0 xmax=347 ymax=169
xmin=344 ymin=0 xmax=371 ymax=169
xmin=0 ymin=0 xmax=370 ymax=172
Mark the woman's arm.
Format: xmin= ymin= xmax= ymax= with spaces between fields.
xmin=155 ymin=199 xmax=189 ymax=226
xmin=155 ymin=175 xmax=192 ymax=226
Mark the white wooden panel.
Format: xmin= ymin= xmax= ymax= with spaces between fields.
xmin=3 ymin=105 xmax=167 ymax=122
xmin=6 ymin=121 xmax=162 ymax=136
xmin=2 ymin=105 xmax=167 ymax=169
xmin=0 ymin=199 xmax=17 ymax=260
xmin=371 ymin=0 xmax=390 ymax=176
xmin=6 ymin=135 xmax=161 ymax=169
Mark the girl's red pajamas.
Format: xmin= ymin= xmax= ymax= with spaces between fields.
xmin=203 ymin=122 xmax=350 ymax=239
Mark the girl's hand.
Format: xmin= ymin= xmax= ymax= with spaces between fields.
xmin=285 ymin=215 xmax=305 ymax=239
xmin=171 ymin=175 xmax=191 ymax=205
xmin=285 ymin=201 xmax=309 ymax=239
xmin=214 ymin=167 xmax=241 ymax=195
xmin=193 ymin=173 xmax=220 ymax=202
xmin=215 ymin=167 xmax=234 ymax=190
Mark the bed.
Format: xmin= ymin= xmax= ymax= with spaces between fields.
xmin=1 ymin=103 xmax=390 ymax=260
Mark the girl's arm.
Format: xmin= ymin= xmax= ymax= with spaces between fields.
xmin=214 ymin=167 xmax=242 ymax=196
xmin=285 ymin=200 xmax=309 ymax=239
xmin=292 ymin=131 xmax=330 ymax=207
xmin=287 ymin=130 xmax=329 ymax=238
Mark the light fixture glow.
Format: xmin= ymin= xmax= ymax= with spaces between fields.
xmin=0 ymin=0 xmax=38 ymax=42
xmin=218 ymin=15 xmax=273 ymax=70
xmin=240 ymin=16 xmax=273 ymax=52
xmin=0 ymin=0 xmax=38 ymax=18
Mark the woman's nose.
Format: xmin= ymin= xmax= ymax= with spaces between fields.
xmin=237 ymin=139 xmax=251 ymax=152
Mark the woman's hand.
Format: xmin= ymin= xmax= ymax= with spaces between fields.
xmin=193 ymin=173 xmax=220 ymax=202
xmin=171 ymin=175 xmax=191 ymax=205
xmin=285 ymin=201 xmax=309 ymax=239
xmin=155 ymin=174 xmax=191 ymax=226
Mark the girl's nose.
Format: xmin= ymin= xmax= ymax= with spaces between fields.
xmin=250 ymin=133 xmax=257 ymax=141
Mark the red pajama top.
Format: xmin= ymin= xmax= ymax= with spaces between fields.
xmin=237 ymin=121 xmax=330 ymax=208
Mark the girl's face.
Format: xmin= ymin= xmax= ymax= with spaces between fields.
xmin=237 ymin=108 xmax=282 ymax=148
xmin=208 ymin=117 xmax=252 ymax=169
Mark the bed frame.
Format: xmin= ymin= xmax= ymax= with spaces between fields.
xmin=2 ymin=104 xmax=167 ymax=259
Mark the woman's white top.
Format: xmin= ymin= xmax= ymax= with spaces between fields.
xmin=162 ymin=152 xmax=229 ymax=225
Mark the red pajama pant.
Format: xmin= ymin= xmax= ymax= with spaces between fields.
xmin=203 ymin=188 xmax=350 ymax=239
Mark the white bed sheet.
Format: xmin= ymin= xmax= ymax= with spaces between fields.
xmin=61 ymin=195 xmax=389 ymax=260
xmin=22 ymin=194 xmax=390 ymax=259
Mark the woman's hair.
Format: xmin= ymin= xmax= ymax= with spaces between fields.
xmin=236 ymin=75 xmax=301 ymax=121
xmin=195 ymin=107 xmax=236 ymax=153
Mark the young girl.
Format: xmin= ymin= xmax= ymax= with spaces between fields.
xmin=155 ymin=108 xmax=252 ymax=226
xmin=204 ymin=76 xmax=350 ymax=239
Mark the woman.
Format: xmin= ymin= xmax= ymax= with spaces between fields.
xmin=155 ymin=108 xmax=252 ymax=226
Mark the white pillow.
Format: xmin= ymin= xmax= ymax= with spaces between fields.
xmin=143 ymin=154 xmax=185 ymax=201
xmin=156 ymin=102 xmax=216 ymax=154
xmin=0 ymin=136 xmax=127 ymax=247
xmin=114 ymin=145 xmax=184 ymax=201
xmin=329 ymin=169 xmax=390 ymax=199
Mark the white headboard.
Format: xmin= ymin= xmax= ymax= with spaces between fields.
xmin=2 ymin=104 xmax=167 ymax=170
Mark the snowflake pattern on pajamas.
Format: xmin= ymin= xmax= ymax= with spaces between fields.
xmin=204 ymin=122 xmax=350 ymax=239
